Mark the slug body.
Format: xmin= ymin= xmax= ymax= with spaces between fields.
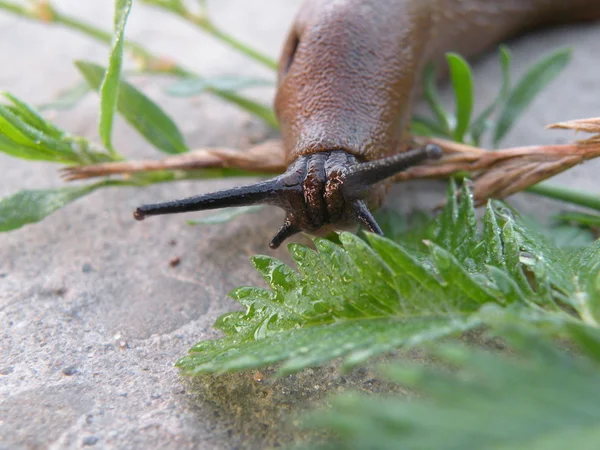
xmin=135 ymin=0 xmax=599 ymax=248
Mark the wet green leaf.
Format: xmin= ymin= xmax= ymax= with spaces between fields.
xmin=177 ymin=182 xmax=600 ymax=375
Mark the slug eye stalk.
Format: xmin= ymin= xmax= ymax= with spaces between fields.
xmin=134 ymin=144 xmax=442 ymax=248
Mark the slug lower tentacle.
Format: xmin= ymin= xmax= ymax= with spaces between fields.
xmin=134 ymin=144 xmax=442 ymax=248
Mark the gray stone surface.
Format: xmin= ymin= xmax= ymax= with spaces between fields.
xmin=0 ymin=1 xmax=599 ymax=448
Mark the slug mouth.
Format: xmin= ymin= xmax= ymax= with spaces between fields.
xmin=134 ymin=144 xmax=442 ymax=249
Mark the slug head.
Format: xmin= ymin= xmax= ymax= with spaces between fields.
xmin=134 ymin=144 xmax=442 ymax=249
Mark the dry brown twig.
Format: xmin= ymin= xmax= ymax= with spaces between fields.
xmin=61 ymin=117 xmax=600 ymax=206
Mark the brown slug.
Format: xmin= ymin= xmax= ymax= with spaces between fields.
xmin=133 ymin=0 xmax=600 ymax=249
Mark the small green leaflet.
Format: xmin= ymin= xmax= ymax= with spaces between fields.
xmin=77 ymin=61 xmax=189 ymax=154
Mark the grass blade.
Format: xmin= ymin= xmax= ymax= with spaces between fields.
xmin=423 ymin=64 xmax=451 ymax=137
xmin=98 ymin=0 xmax=133 ymax=155
xmin=471 ymin=45 xmax=512 ymax=145
xmin=493 ymin=48 xmax=571 ymax=146
xmin=77 ymin=61 xmax=189 ymax=154
xmin=446 ymin=53 xmax=473 ymax=143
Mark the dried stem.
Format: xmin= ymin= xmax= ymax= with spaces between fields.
xmin=60 ymin=116 xmax=600 ymax=211
xmin=60 ymin=140 xmax=285 ymax=181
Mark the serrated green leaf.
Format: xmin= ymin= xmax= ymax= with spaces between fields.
xmin=309 ymin=327 xmax=600 ymax=450
xmin=165 ymin=76 xmax=274 ymax=97
xmin=177 ymin=315 xmax=479 ymax=376
xmin=177 ymin=181 xmax=600 ymax=375
xmin=493 ymin=48 xmax=571 ymax=146
xmin=446 ymin=53 xmax=473 ymax=143
xmin=98 ymin=0 xmax=133 ymax=154
xmin=0 ymin=181 xmax=131 ymax=232
xmin=77 ymin=61 xmax=189 ymax=154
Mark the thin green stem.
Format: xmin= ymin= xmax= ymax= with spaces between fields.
xmin=193 ymin=18 xmax=278 ymax=70
xmin=527 ymin=182 xmax=600 ymax=212
xmin=141 ymin=0 xmax=278 ymax=70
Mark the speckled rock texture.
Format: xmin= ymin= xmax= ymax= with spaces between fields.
xmin=1 ymin=1 xmax=599 ymax=448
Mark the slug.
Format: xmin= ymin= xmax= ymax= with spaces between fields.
xmin=133 ymin=0 xmax=599 ymax=249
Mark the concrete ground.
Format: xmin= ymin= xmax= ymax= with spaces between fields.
xmin=0 ymin=1 xmax=599 ymax=449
